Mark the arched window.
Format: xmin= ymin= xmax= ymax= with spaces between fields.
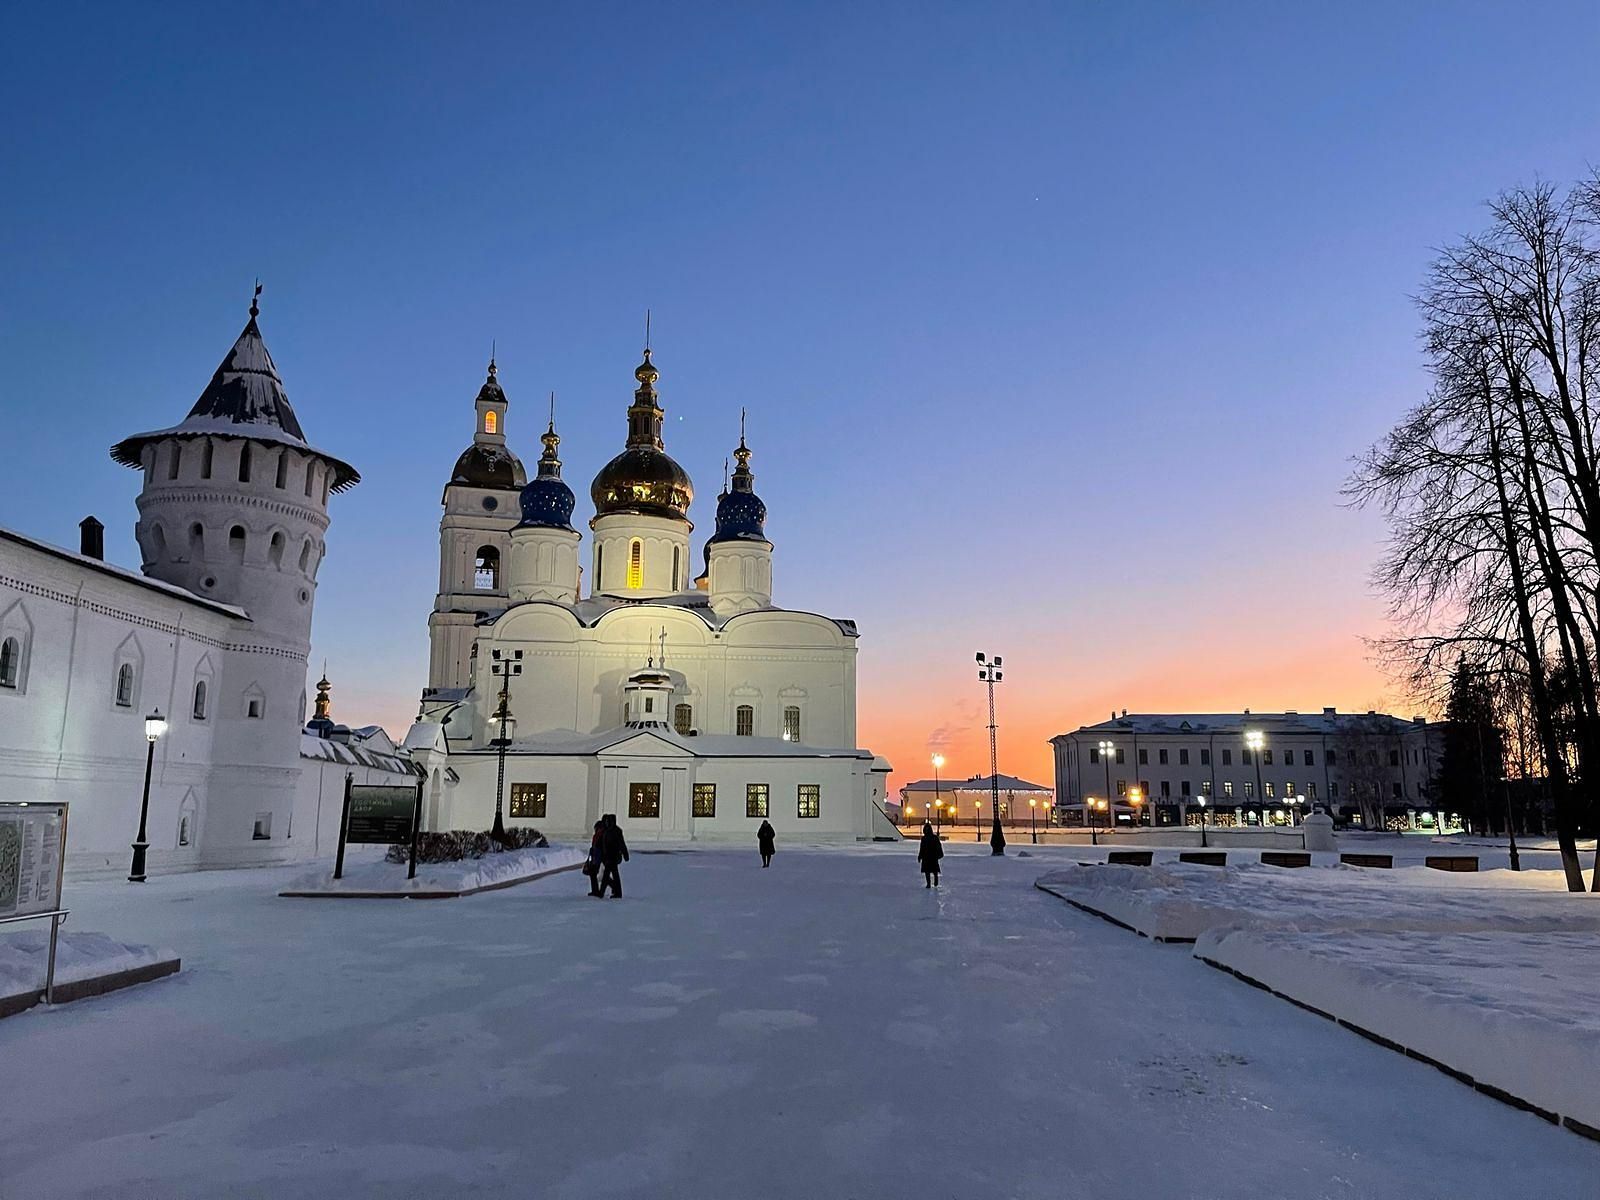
xmin=783 ymin=706 xmax=801 ymax=743
xmin=627 ymin=540 xmax=643 ymax=589
xmin=115 ymin=663 xmax=135 ymax=707
xmin=304 ymin=461 xmax=316 ymax=497
xmin=178 ymin=813 xmax=192 ymax=847
xmin=200 ymin=439 xmax=214 ymax=479
xmin=735 ymin=705 xmax=754 ymax=737
xmin=596 ymin=544 xmax=604 ymax=588
xmin=269 ymin=531 xmax=285 ymax=568
xmin=189 ymin=522 xmax=204 ymax=557
xmin=299 ymin=538 xmax=312 ymax=573
xmin=238 ymin=443 xmax=252 ymax=482
xmin=0 ymin=637 xmax=19 ymax=688
xmin=192 ymin=680 xmax=208 ymax=720
xmin=484 ymin=410 xmax=498 ymax=435
xmin=275 ymin=452 xmax=288 ymax=489
xmin=167 ymin=444 xmax=181 ymax=480
xmin=674 ymin=703 xmax=692 ymax=735
xmin=474 ymin=546 xmax=500 ymax=591
xmin=149 ymin=524 xmax=167 ymax=563
xmin=672 ymin=545 xmax=681 ymax=591
xmin=228 ymin=525 xmax=246 ymax=563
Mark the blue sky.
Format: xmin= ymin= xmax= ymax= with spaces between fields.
xmin=4 ymin=1 xmax=1598 ymax=782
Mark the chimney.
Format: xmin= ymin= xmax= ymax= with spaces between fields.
xmin=1323 ymin=707 xmax=1336 ymax=716
xmin=79 ymin=516 xmax=104 ymax=560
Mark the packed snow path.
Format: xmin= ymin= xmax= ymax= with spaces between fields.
xmin=1 ymin=845 xmax=1594 ymax=1199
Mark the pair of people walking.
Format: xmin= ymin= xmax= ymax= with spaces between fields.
xmin=584 ymin=812 xmax=629 ymax=898
xmin=918 ymin=822 xmax=944 ymax=887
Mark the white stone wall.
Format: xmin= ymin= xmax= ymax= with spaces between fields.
xmin=590 ymin=512 xmax=692 ymax=597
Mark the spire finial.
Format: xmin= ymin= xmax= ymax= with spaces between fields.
xmin=645 ymin=308 xmax=652 ymax=353
xmin=488 ymin=339 xmax=497 ymax=377
xmin=250 ymin=279 xmax=262 ymax=319
xmin=739 ymin=406 xmax=747 ymax=448
xmin=548 ymin=390 xmax=556 ymax=433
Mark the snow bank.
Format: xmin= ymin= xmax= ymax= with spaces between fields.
xmin=1035 ymin=861 xmax=1600 ymax=942
xmin=0 ymin=930 xmax=176 ymax=1005
xmin=1196 ymin=927 xmax=1600 ymax=1134
xmin=281 ymin=844 xmax=586 ymax=897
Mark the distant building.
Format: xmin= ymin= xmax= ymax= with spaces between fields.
xmin=897 ymin=772 xmax=1053 ymax=828
xmin=1050 ymin=708 xmax=1447 ymax=830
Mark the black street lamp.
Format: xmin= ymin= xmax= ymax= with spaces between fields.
xmin=128 ymin=709 xmax=168 ymax=882
xmin=1246 ymin=729 xmax=1266 ymax=826
xmin=1097 ymin=739 xmax=1115 ymax=837
xmin=932 ymin=753 xmax=945 ymax=838
xmin=1028 ymin=796 xmax=1038 ymax=844
xmin=489 ymin=648 xmax=522 ymax=844
xmin=976 ymin=652 xmax=1005 ymax=856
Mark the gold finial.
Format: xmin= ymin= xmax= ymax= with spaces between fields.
xmin=313 ymin=666 xmax=332 ymax=721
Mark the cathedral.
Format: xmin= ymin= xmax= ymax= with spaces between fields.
xmin=417 ymin=347 xmax=894 ymax=841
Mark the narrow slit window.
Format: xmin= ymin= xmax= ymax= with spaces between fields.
xmin=0 ymin=637 xmax=19 ymax=688
xmin=627 ymin=540 xmax=643 ymax=589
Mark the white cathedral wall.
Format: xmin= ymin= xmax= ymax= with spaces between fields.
xmin=443 ymin=749 xmax=876 ymax=842
xmin=471 ymin=603 xmax=858 ymax=746
xmin=590 ymin=513 xmax=692 ymax=597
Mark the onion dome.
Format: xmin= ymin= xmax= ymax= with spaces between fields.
xmin=111 ymin=286 xmax=359 ymax=489
xmin=516 ymin=403 xmax=576 ymax=530
xmin=449 ymin=360 xmax=527 ymax=489
xmin=590 ymin=349 xmax=694 ymax=523
xmin=708 ymin=418 xmax=768 ymax=545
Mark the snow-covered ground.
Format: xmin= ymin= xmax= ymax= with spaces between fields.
xmin=0 ymin=929 xmax=176 ymax=1003
xmin=1035 ymin=859 xmax=1598 ymax=941
xmin=281 ymin=843 xmax=586 ymax=896
xmin=1197 ymin=926 xmax=1600 ymax=1133
xmin=1 ymin=843 xmax=1595 ymax=1198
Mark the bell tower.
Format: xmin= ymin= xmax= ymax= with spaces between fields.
xmin=429 ymin=358 xmax=527 ymax=690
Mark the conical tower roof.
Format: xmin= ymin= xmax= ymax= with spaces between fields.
xmin=111 ymin=289 xmax=359 ymax=490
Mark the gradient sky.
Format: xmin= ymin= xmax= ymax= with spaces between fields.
xmin=4 ymin=2 xmax=1599 ymax=794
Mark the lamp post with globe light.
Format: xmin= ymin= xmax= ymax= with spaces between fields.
xmin=931 ymin=753 xmax=945 ymax=835
xmin=976 ymin=653 xmax=1005 ymax=855
xmin=128 ymin=709 xmax=167 ymax=882
xmin=1097 ymin=740 xmax=1115 ymax=836
xmin=1245 ymin=729 xmax=1266 ymax=826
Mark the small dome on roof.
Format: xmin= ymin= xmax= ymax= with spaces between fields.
xmin=452 ymin=443 xmax=527 ymax=490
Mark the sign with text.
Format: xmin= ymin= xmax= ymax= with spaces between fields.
xmin=346 ymin=786 xmax=420 ymax=845
xmin=0 ymin=802 xmax=67 ymax=920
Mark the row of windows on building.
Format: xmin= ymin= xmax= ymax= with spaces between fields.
xmin=0 ymin=634 xmax=265 ymax=721
xmin=1102 ymin=778 xmax=1421 ymax=801
xmin=1086 ymin=744 xmax=1411 ymax=769
xmin=506 ymin=781 xmax=823 ymax=820
xmin=160 ymin=439 xmax=330 ymax=503
xmin=620 ymin=699 xmax=803 ymax=741
xmin=472 ymin=540 xmax=690 ymax=593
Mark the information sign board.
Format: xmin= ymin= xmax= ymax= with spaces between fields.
xmin=346 ymin=786 xmax=421 ymax=845
xmin=0 ymin=802 xmax=66 ymax=920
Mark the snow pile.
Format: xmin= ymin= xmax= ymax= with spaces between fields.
xmin=1196 ymin=927 xmax=1600 ymax=1132
xmin=282 ymin=843 xmax=585 ymax=897
xmin=0 ymin=930 xmax=175 ymax=1002
xmin=1035 ymin=861 xmax=1600 ymax=942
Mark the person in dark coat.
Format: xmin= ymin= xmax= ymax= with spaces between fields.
xmin=598 ymin=812 xmax=629 ymax=899
xmin=917 ymin=822 xmax=944 ymax=888
xmin=757 ymin=819 xmax=776 ymax=867
xmin=585 ymin=820 xmax=604 ymax=897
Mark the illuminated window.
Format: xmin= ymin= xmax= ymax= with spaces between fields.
xmin=1263 ymin=750 xmax=1273 ymax=766
xmin=1115 ymin=780 xmax=1126 ymax=796
xmin=745 ymin=784 xmax=769 ymax=818
xmin=1244 ymin=781 xmax=1254 ymax=797
xmin=674 ymin=703 xmax=692 ymax=735
xmin=474 ymin=546 xmax=500 ymax=590
xmin=693 ymin=783 xmax=716 ymax=817
xmin=627 ymin=540 xmax=643 ymax=589
xmin=797 ymin=784 xmax=820 ymax=819
xmin=485 ymin=410 xmax=498 ymax=435
xmin=735 ymin=705 xmax=754 ymax=736
xmin=1265 ymin=782 xmax=1276 ymax=799
xmin=628 ymin=782 xmax=660 ymax=819
xmin=1201 ymin=780 xmax=1212 ymax=795
xmin=509 ymin=782 xmax=546 ymax=818
xmin=783 ymin=706 xmax=801 ymax=742
xmin=1223 ymin=781 xmax=1234 ymax=797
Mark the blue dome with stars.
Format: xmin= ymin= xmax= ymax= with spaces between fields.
xmin=515 ymin=419 xmax=576 ymax=531
xmin=706 ymin=428 xmax=768 ymax=546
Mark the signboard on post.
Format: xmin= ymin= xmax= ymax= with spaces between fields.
xmin=0 ymin=801 xmax=70 ymax=1003
xmin=334 ymin=778 xmax=424 ymax=880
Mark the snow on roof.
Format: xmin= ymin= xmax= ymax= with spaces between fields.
xmin=452 ymin=724 xmax=875 ymax=761
xmin=299 ymin=731 xmax=422 ymax=776
xmin=1055 ymin=711 xmax=1431 ymax=740
xmin=485 ymin=593 xmax=859 ymax=637
xmin=900 ymin=773 xmax=1052 ymax=794
xmin=0 ymin=525 xmax=250 ymax=620
xmin=109 ymin=307 xmax=359 ymax=491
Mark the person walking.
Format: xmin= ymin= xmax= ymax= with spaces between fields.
xmin=757 ymin=819 xmax=776 ymax=868
xmin=598 ymin=811 xmax=629 ymax=899
xmin=917 ymin=821 xmax=943 ymax=888
xmin=584 ymin=819 xmax=604 ymax=897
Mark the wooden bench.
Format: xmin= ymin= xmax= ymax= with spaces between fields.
xmin=1178 ymin=851 xmax=1227 ymax=866
xmin=1261 ymin=851 xmax=1312 ymax=868
xmin=1425 ymin=855 xmax=1479 ymax=873
xmin=1107 ymin=850 xmax=1154 ymax=866
xmin=1340 ymin=853 xmax=1393 ymax=869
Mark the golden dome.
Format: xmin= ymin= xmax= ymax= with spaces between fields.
xmin=591 ymin=348 xmax=694 ymax=523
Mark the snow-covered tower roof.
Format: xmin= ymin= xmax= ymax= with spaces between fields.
xmin=110 ymin=287 xmax=360 ymax=491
